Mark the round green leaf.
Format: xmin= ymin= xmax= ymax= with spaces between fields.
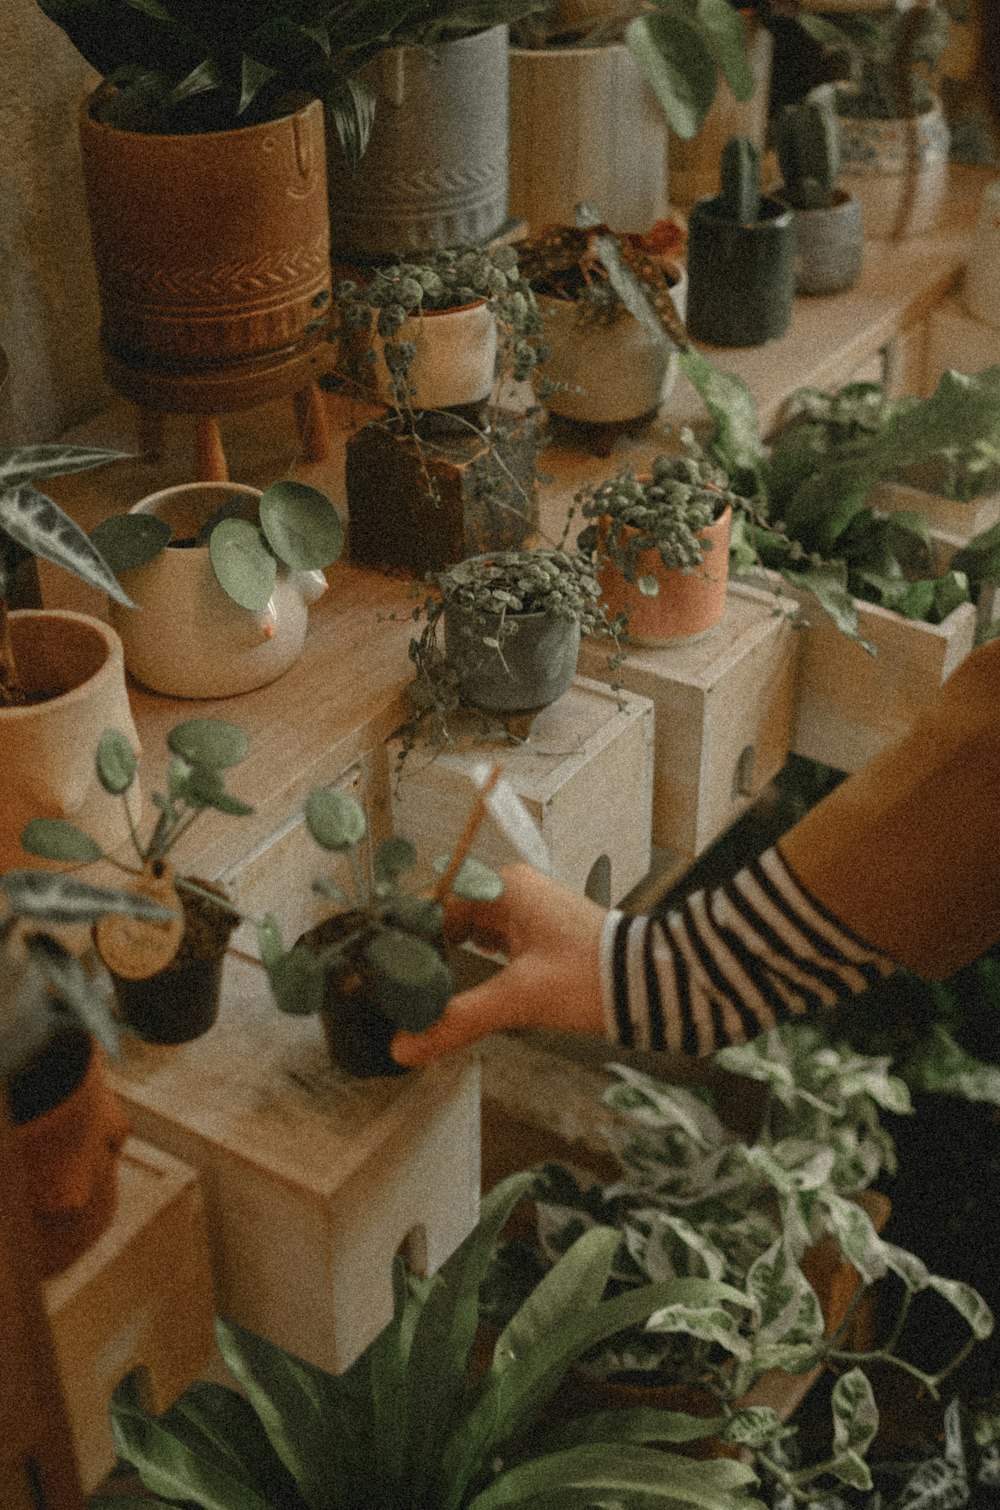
xmin=305 ymin=788 xmax=367 ymax=851
xmin=167 ymin=718 xmax=250 ymax=770
xmin=20 ymin=818 xmax=103 ymax=864
xmin=449 ymin=855 xmax=505 ymax=902
xmin=374 ymin=835 xmax=417 ymax=880
xmin=182 ymin=764 xmax=254 ymax=817
xmin=96 ymin=727 xmax=137 ymax=795
xmin=387 ymin=896 xmax=443 ymax=940
xmin=366 ymin=928 xmax=452 ymax=1031
xmin=258 ymin=481 xmax=345 ymax=571
xmin=264 ymin=942 xmax=325 ymax=1016
xmin=90 ymin=512 xmax=172 ymax=573
xmin=209 ymin=518 xmax=277 ymax=611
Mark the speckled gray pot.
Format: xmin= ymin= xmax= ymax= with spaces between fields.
xmin=444 ymin=602 xmax=580 ymax=713
xmin=777 ymin=188 xmax=864 ymax=296
xmin=325 ymin=26 xmax=509 ymax=257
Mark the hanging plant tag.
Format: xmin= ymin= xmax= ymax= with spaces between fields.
xmin=95 ymin=861 xmax=185 ymax=980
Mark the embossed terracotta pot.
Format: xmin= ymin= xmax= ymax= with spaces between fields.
xmin=79 ymin=94 xmax=331 ymax=371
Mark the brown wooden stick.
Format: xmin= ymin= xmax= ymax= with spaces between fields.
xmin=431 ymin=763 xmax=503 ymax=904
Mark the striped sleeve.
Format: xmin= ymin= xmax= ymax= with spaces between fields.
xmin=598 ymin=846 xmax=899 ymax=1055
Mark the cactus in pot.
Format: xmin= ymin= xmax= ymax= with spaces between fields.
xmin=775 ymin=99 xmax=864 ymax=297
xmin=686 ymin=136 xmax=796 ymax=347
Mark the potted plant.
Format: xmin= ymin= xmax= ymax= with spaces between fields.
xmin=686 ymin=136 xmax=797 ymax=348
xmin=0 ymin=867 xmax=174 ymax=1277
xmin=576 ymin=439 xmax=738 ymax=644
xmin=89 ymin=479 xmax=343 ymax=698
xmin=20 ymin=720 xmax=255 ymax=1045
xmin=0 ymin=440 xmax=143 ymax=873
xmin=773 ymin=96 xmax=865 ymax=296
xmin=96 ymin=1169 xmax=766 ymax=1510
xmin=518 ymin=211 xmax=688 ymax=433
xmin=832 ymin=1 xmax=952 ymax=239
xmin=482 ymin=1025 xmax=994 ymax=1496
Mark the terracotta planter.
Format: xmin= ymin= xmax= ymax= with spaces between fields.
xmin=669 ymin=12 xmax=773 ymax=209
xmin=509 ymin=43 xmax=669 ymax=232
xmin=444 ymin=600 xmax=581 ymax=713
xmin=8 ymin=1029 xmax=129 ymax=1278
xmin=774 ymin=188 xmax=865 ymax=296
xmin=539 ymin=262 xmax=688 ymax=424
xmin=686 ymin=195 xmax=796 ymax=347
xmin=108 ymin=483 xmax=328 ymax=698
xmin=108 ymin=881 xmax=239 ymax=1045
xmin=326 ymin=27 xmax=509 ymax=257
xmin=0 ymin=611 xmax=141 ymax=873
xmin=837 ymin=101 xmax=950 ymax=240
xmin=370 ymin=301 xmax=498 ymax=409
xmin=79 ymin=95 xmax=331 ymax=372
xmin=597 ymin=504 xmax=732 ymax=645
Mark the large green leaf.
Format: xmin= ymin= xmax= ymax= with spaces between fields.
xmin=20 ymin=818 xmax=104 ymax=864
xmin=259 ymin=481 xmax=344 ymax=571
xmin=368 ymin=927 xmax=452 ymax=1031
xmin=677 ymin=348 xmax=765 ymax=486
xmin=167 ymin=718 xmax=250 ymax=769
xmin=97 ymin=727 xmax=138 ymax=795
xmin=110 ymin=1388 xmax=277 ymax=1510
xmin=305 ymin=787 xmax=367 ymax=851
xmin=0 ymin=443 xmax=130 ymax=488
xmin=0 ymin=869 xmax=175 ymax=924
xmin=324 ymin=71 xmax=377 ymax=172
xmin=90 ymin=512 xmax=172 ymax=573
xmin=25 ymin=933 xmax=119 ymax=1059
xmin=625 ymin=10 xmax=718 ymax=139
xmin=0 ymin=484 xmax=137 ymax=608
xmin=492 ymin=1226 xmax=621 ymax=1378
xmin=527 ymin=1405 xmax=728 ymax=1456
xmin=148 ymin=1380 xmax=306 ymax=1506
xmin=466 ymin=1442 xmax=761 ymax=1510
xmin=210 ymin=517 xmax=277 ymax=611
xmin=692 ymin=0 xmax=755 ymax=101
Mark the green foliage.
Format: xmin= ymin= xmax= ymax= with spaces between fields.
xmin=776 ymin=99 xmax=840 ymax=211
xmin=98 ymin=1171 xmax=766 ymax=1510
xmin=92 ymin=480 xmax=343 ymax=614
xmin=831 ymin=2 xmax=950 ymax=121
xmin=262 ymin=786 xmax=502 ymax=1041
xmin=576 ymin=435 xmax=738 ymax=590
xmin=720 ymin=136 xmax=762 ymax=223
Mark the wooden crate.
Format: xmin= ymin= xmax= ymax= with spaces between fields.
xmin=44 ymin=1139 xmax=215 ymax=1493
xmin=578 ymin=583 xmax=799 ymax=862
xmin=868 ymin=478 xmax=1000 ymax=540
xmin=925 ymin=292 xmax=1000 ymax=392
xmin=109 ymin=956 xmax=481 ymax=1376
xmin=389 ymin=677 xmax=654 ymax=906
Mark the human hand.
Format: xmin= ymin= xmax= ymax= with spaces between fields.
xmin=390 ymin=864 xmax=608 ymax=1067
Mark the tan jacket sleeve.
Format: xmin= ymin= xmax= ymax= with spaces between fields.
xmin=778 ymin=637 xmax=1000 ymax=979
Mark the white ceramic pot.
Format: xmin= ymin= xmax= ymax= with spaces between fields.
xmin=668 ymin=11 xmax=773 ymax=209
xmin=539 ymin=262 xmax=688 ymax=424
xmin=0 ymin=611 xmax=141 ymax=871
xmin=109 ymin=483 xmax=328 ymax=698
xmin=509 ymin=43 xmax=669 ymax=232
xmin=837 ymin=101 xmax=951 ymax=240
xmin=371 ymin=300 xmax=498 ymax=409
xmin=963 ymin=177 xmax=1000 ymax=328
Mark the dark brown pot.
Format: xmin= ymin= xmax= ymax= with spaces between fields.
xmin=9 ymin=1029 xmax=130 ymax=1278
xmin=79 ymin=93 xmax=331 ymax=372
xmin=109 ymin=881 xmax=238 ymax=1045
xmin=302 ymin=912 xmax=408 ymax=1080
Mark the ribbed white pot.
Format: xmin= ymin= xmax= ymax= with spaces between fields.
xmin=109 ymin=483 xmax=328 ymax=698
xmin=370 ymin=301 xmax=498 ymax=409
xmin=539 ymin=262 xmax=687 ymax=424
xmin=837 ymin=102 xmax=951 ymax=239
xmin=509 ymin=43 xmax=669 ymax=232
xmin=0 ymin=611 xmax=140 ymax=872
xmin=963 ymin=176 xmax=1000 ymax=328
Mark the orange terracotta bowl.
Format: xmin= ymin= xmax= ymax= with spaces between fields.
xmin=597 ymin=502 xmax=732 ymax=646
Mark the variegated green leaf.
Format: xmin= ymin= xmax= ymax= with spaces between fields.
xmin=644 ymin=1298 xmax=752 ymax=1361
xmin=927 ymin=1276 xmax=995 ymax=1341
xmin=0 ymin=443 xmax=129 ymax=487
xmin=832 ymin=1368 xmax=878 ymax=1458
xmin=0 ymin=484 xmax=136 ymax=607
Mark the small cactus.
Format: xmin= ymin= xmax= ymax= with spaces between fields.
xmin=777 ymin=101 xmax=840 ymax=212
xmin=720 ymin=137 xmax=762 ymax=224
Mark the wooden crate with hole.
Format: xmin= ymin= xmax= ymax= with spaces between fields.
xmin=578 ymin=582 xmax=799 ymax=863
xmin=109 ymin=957 xmax=481 ymax=1377
xmin=44 ymin=1139 xmax=215 ymax=1493
xmin=388 ymin=677 xmax=654 ymax=906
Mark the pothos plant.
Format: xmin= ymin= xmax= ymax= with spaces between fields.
xmin=482 ymin=1023 xmax=994 ymax=1504
xmin=575 ymin=438 xmax=740 ymax=594
xmin=0 ymin=441 xmax=134 ymax=705
xmin=93 ymin=1170 xmax=768 ymax=1510
xmin=90 ymin=480 xmax=344 ymax=614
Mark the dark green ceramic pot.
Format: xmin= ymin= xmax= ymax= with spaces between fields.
xmin=686 ymin=193 xmax=796 ymax=347
xmin=443 ymin=601 xmax=581 ymax=714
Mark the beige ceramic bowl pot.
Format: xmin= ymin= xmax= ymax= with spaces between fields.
xmin=109 ymin=482 xmax=328 ymax=698
xmin=370 ymin=300 xmax=498 ymax=410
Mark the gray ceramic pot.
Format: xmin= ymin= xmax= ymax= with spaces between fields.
xmin=444 ymin=602 xmax=581 ymax=713
xmin=779 ymin=188 xmax=864 ymax=297
xmin=686 ymin=193 xmax=796 ymax=347
xmin=326 ymin=26 xmax=510 ymax=257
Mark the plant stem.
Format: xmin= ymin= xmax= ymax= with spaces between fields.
xmin=0 ymin=597 xmax=25 ymax=706
xmin=432 ymin=764 xmax=502 ymax=905
xmin=121 ymin=791 xmax=145 ymax=864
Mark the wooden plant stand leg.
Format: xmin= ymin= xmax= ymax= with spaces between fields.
xmin=293 ymin=381 xmax=332 ymax=463
xmin=195 ymin=416 xmax=228 ymax=482
xmin=137 ymin=408 xmax=166 ymax=462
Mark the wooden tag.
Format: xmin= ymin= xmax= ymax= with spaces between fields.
xmin=95 ymin=861 xmax=185 ymax=980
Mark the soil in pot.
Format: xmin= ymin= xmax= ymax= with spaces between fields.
xmin=598 ymin=503 xmax=732 ymax=646
xmin=107 ymin=879 xmax=238 ymax=1045
xmin=8 ymin=1027 xmax=130 ymax=1277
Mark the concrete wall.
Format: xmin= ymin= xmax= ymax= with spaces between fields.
xmin=0 ymin=0 xmax=110 ymax=444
